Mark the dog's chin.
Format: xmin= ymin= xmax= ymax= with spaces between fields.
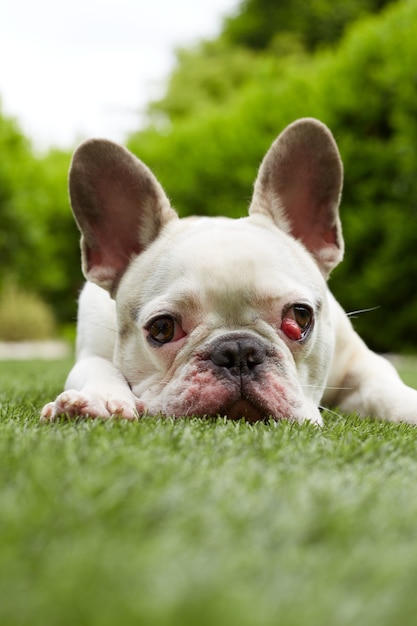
xmin=217 ymin=399 xmax=269 ymax=423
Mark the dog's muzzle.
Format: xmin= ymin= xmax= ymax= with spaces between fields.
xmin=202 ymin=333 xmax=270 ymax=421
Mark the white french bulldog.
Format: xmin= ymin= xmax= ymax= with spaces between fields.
xmin=41 ymin=118 xmax=417 ymax=425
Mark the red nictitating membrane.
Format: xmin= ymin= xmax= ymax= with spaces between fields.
xmin=281 ymin=317 xmax=302 ymax=341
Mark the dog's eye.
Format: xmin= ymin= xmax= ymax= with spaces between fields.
xmin=148 ymin=317 xmax=176 ymax=343
xmin=147 ymin=316 xmax=185 ymax=345
xmin=281 ymin=305 xmax=313 ymax=341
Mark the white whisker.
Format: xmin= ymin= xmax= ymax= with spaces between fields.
xmin=347 ymin=306 xmax=380 ymax=319
xmin=82 ymin=319 xmax=117 ymax=334
xmin=319 ymin=405 xmax=344 ymax=419
xmin=301 ymin=384 xmax=354 ymax=391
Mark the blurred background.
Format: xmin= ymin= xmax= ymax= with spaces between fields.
xmin=1 ymin=0 xmax=417 ymax=353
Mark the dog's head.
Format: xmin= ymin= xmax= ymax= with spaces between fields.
xmin=69 ymin=118 xmax=344 ymax=424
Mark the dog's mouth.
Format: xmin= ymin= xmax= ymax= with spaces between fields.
xmin=137 ymin=349 xmax=302 ymax=422
xmin=220 ymin=399 xmax=268 ymax=423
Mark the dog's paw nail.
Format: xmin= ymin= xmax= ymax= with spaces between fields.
xmin=135 ymin=400 xmax=147 ymax=416
xmin=107 ymin=400 xmax=137 ymax=420
xmin=61 ymin=392 xmax=85 ymax=411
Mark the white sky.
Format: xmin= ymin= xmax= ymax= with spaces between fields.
xmin=0 ymin=0 xmax=239 ymax=151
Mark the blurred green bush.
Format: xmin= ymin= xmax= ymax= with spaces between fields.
xmin=0 ymin=282 xmax=56 ymax=341
xmin=128 ymin=0 xmax=417 ymax=352
xmin=0 ymin=113 xmax=81 ymax=326
xmin=1 ymin=0 xmax=417 ymax=352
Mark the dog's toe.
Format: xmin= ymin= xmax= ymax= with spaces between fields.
xmin=40 ymin=402 xmax=57 ymax=422
xmin=40 ymin=390 xmax=141 ymax=421
xmin=106 ymin=399 xmax=138 ymax=420
xmin=135 ymin=399 xmax=147 ymax=416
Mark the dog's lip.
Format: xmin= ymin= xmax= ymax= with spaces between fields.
xmin=222 ymin=399 xmax=267 ymax=423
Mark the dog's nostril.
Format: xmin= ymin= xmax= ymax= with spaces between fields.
xmin=210 ymin=337 xmax=267 ymax=372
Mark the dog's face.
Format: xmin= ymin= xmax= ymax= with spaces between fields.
xmin=115 ymin=214 xmax=332 ymax=423
xmin=69 ymin=118 xmax=344 ymax=424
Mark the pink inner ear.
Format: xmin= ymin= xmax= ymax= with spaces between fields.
xmin=290 ymin=204 xmax=340 ymax=254
xmin=80 ymin=180 xmax=145 ymax=288
xmin=292 ymin=217 xmax=342 ymax=275
xmin=70 ymin=138 xmax=178 ymax=292
xmin=85 ymin=239 xmax=142 ymax=283
xmin=250 ymin=119 xmax=344 ymax=276
xmin=281 ymin=172 xmax=341 ymax=258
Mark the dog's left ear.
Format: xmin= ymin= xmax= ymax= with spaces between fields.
xmin=69 ymin=139 xmax=178 ymax=293
xmin=249 ymin=118 xmax=344 ymax=277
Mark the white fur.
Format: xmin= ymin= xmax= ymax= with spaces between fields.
xmin=41 ymin=119 xmax=417 ymax=424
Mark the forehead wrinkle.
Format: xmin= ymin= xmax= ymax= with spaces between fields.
xmin=129 ymin=215 xmax=325 ymax=324
xmin=169 ymin=287 xmax=202 ymax=315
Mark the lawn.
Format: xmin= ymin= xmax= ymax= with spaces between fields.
xmin=2 ymin=358 xmax=417 ymax=626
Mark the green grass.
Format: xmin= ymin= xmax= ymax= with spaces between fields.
xmin=2 ymin=359 xmax=417 ymax=626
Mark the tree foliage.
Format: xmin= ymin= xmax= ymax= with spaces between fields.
xmin=151 ymin=0 xmax=395 ymax=125
xmin=0 ymin=112 xmax=33 ymax=273
xmin=130 ymin=0 xmax=417 ymax=352
xmin=222 ymin=0 xmax=395 ymax=51
xmin=0 ymin=106 xmax=80 ymax=325
xmin=2 ymin=0 xmax=417 ymax=353
xmin=148 ymin=41 xmax=264 ymax=123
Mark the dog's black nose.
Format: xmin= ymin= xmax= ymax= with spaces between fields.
xmin=209 ymin=335 xmax=267 ymax=375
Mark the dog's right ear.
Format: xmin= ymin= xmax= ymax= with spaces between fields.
xmin=249 ymin=118 xmax=344 ymax=278
xmin=69 ymin=139 xmax=178 ymax=293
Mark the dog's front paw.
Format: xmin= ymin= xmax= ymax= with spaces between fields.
xmin=40 ymin=389 xmax=147 ymax=422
